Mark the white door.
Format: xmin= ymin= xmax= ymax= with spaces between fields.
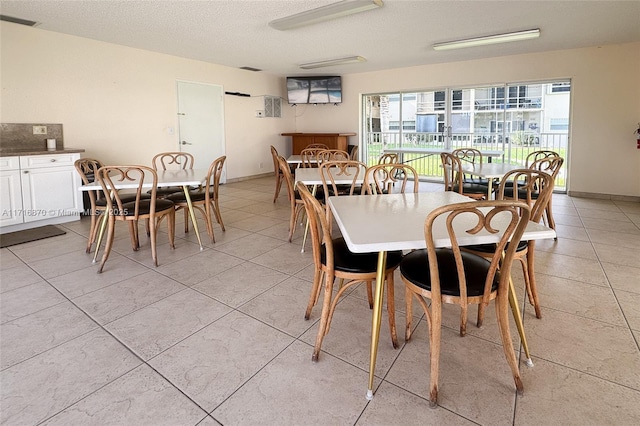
xmin=177 ymin=81 xmax=226 ymax=181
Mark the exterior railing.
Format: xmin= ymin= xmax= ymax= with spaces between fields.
xmin=364 ymin=131 xmax=567 ymax=191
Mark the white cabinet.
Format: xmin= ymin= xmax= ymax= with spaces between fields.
xmin=0 ymin=157 xmax=23 ymax=227
xmin=0 ymin=153 xmax=82 ymax=233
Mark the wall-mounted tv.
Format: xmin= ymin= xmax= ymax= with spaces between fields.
xmin=286 ymin=76 xmax=342 ymax=105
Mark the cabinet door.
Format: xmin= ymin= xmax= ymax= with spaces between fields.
xmin=0 ymin=169 xmax=24 ymax=226
xmin=21 ymin=166 xmax=81 ymax=223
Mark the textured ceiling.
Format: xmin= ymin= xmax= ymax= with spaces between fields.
xmin=1 ymin=0 xmax=639 ymax=76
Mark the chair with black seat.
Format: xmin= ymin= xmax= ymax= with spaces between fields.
xmin=364 ymin=163 xmax=419 ymax=195
xmin=440 ymin=152 xmax=489 ymax=200
xmin=452 ymin=147 xmax=489 ymax=185
xmin=166 ymin=156 xmax=226 ymax=243
xmin=464 ymin=169 xmax=554 ymax=319
xmin=150 ymin=152 xmax=195 ymax=197
xmin=297 ymin=181 xmax=403 ymax=361
xmin=318 ymin=160 xmax=367 ymax=209
xmin=270 ymin=145 xmax=284 ymax=203
xmin=526 ymin=154 xmax=563 ymax=235
xmin=317 ymin=149 xmax=350 ymax=163
xmin=300 ymin=147 xmax=326 ymax=168
xmin=400 ymin=199 xmax=531 ymax=407
xmin=96 ymin=165 xmax=176 ymax=273
xmin=75 ymin=158 xmax=151 ymax=253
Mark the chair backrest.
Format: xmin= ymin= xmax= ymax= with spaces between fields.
xmin=97 ymin=165 xmax=159 ymax=220
xmin=296 ymin=181 xmax=333 ymax=272
xmin=75 ymin=158 xmax=105 ymax=208
xmin=529 ymin=156 xmax=564 ymax=180
xmin=203 ymin=156 xmax=226 ymax=201
xmin=364 ymin=163 xmax=419 ymax=195
xmin=496 ymin=169 xmax=554 ymax=223
xmin=300 ymin=147 xmax=325 ymax=168
xmin=525 ymin=150 xmax=560 ymax=167
xmin=378 ymin=153 xmax=399 ymax=165
xmin=423 ymin=200 xmax=531 ymax=307
xmin=319 ymin=160 xmax=367 ymax=200
xmin=452 ymin=148 xmax=483 ymax=165
xmin=350 ymin=146 xmax=359 ymax=160
xmin=152 ymin=152 xmax=194 ymax=171
xmin=317 ymin=149 xmax=350 ymax=163
xmin=440 ymin=152 xmax=464 ymax=194
xmin=306 ymin=143 xmax=329 ymax=150
xmin=270 ymin=145 xmax=282 ymax=176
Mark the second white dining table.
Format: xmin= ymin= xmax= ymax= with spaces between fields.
xmin=79 ymin=168 xmax=209 ymax=252
xmin=328 ymin=191 xmax=556 ymax=400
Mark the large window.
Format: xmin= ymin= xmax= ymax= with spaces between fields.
xmin=362 ymin=80 xmax=571 ymax=191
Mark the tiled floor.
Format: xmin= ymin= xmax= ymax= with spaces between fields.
xmin=1 ymin=176 xmax=639 ymax=425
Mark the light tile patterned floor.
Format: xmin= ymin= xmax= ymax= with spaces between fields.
xmin=1 ymin=176 xmax=639 ymax=425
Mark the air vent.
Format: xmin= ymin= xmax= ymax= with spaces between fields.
xmin=264 ymin=96 xmax=281 ymax=118
xmin=239 ymin=66 xmax=262 ymax=72
xmin=0 ymin=15 xmax=39 ymax=26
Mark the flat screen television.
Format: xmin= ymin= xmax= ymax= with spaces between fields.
xmin=286 ymin=76 xmax=342 ymax=105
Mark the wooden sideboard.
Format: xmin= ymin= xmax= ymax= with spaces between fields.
xmin=282 ymin=133 xmax=356 ymax=154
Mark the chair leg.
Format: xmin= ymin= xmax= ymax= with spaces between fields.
xmin=305 ymin=268 xmax=323 ymax=320
xmin=405 ymin=287 xmax=414 ymax=341
xmin=213 ymin=198 xmax=225 ymax=231
xmin=366 ymin=280 xmax=373 ymax=309
xmin=273 ymin=172 xmax=282 ymax=203
xmin=459 ymin=303 xmax=468 ymax=337
xmin=204 ymin=202 xmax=215 ymax=243
xmin=546 ymin=202 xmax=557 ymax=239
xmin=97 ymin=216 xmax=116 ymax=273
xmin=312 ymin=272 xmax=334 ymax=362
xmin=494 ymin=291 xmax=524 ymax=396
xmin=167 ymin=211 xmax=176 ymax=249
xmin=128 ymin=221 xmax=138 ymax=251
xmin=428 ymin=299 xmax=442 ymax=408
xmin=386 ymin=272 xmax=398 ymax=349
xmin=150 ymin=215 xmax=159 ymax=267
xmin=525 ymin=243 xmax=542 ymax=319
xmin=86 ymin=210 xmax=99 ymax=253
xmin=183 ymin=207 xmax=189 ymax=234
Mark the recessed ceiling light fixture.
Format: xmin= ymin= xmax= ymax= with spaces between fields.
xmin=432 ymin=29 xmax=540 ymax=51
xmin=269 ymin=0 xmax=383 ymax=31
xmin=299 ymin=56 xmax=366 ymax=69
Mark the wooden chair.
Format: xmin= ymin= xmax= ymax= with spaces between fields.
xmin=349 ymin=145 xmax=359 ymax=160
xmin=75 ymin=158 xmax=151 ymax=253
xmin=300 ymin=147 xmax=326 ymax=168
xmin=378 ymin=153 xmax=399 ymax=164
xmin=306 ymin=143 xmax=329 ymax=149
xmin=317 ymin=149 xmax=350 ymax=162
xmin=166 ymin=156 xmax=226 ymax=243
xmin=270 ymin=145 xmax=284 ymax=203
xmin=276 ymin=155 xmax=306 ymax=243
xmin=440 ymin=152 xmax=489 ymax=200
xmin=151 ymin=151 xmax=195 ymax=197
xmin=452 ymin=147 xmax=489 ymax=185
xmin=95 ymin=165 xmax=176 ymax=272
xmin=296 ymin=181 xmax=403 ymax=361
xmin=318 ymin=160 xmax=367 ymax=210
xmin=465 ymin=169 xmax=554 ymax=319
xmin=527 ymin=154 xmax=564 ymax=235
xmin=364 ymin=163 xmax=419 ymax=195
xmin=400 ymin=199 xmax=531 ymax=407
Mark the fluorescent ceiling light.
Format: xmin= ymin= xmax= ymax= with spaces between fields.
xmin=433 ymin=29 xmax=540 ymax=51
xmin=299 ymin=56 xmax=366 ymax=69
xmin=269 ymin=0 xmax=383 ymax=31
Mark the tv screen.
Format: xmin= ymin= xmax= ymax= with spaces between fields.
xmin=286 ymin=76 xmax=342 ymax=104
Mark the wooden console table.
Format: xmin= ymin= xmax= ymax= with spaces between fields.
xmin=282 ymin=132 xmax=356 ymax=154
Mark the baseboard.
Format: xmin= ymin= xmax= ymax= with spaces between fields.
xmin=225 ymin=172 xmax=274 ymax=184
xmin=568 ymin=191 xmax=640 ymax=203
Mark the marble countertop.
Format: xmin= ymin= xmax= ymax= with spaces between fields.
xmin=0 ymin=148 xmax=85 ymax=157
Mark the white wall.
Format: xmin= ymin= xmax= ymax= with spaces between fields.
xmin=2 ymin=21 xmax=639 ymax=197
xmin=0 ymin=22 xmax=293 ymax=180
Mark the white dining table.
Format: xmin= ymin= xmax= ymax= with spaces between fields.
xmin=460 ymin=162 xmax=523 ymax=196
xmin=328 ymin=192 xmax=556 ymax=400
xmin=79 ymin=168 xmax=209 ymax=252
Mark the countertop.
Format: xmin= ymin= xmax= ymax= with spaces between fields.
xmin=0 ymin=148 xmax=85 ymax=157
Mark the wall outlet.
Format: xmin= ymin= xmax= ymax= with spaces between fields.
xmin=255 ymin=110 xmax=264 ymax=118
xmin=259 ymin=162 xmax=264 ymax=169
xmin=33 ymin=125 xmax=47 ymax=134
